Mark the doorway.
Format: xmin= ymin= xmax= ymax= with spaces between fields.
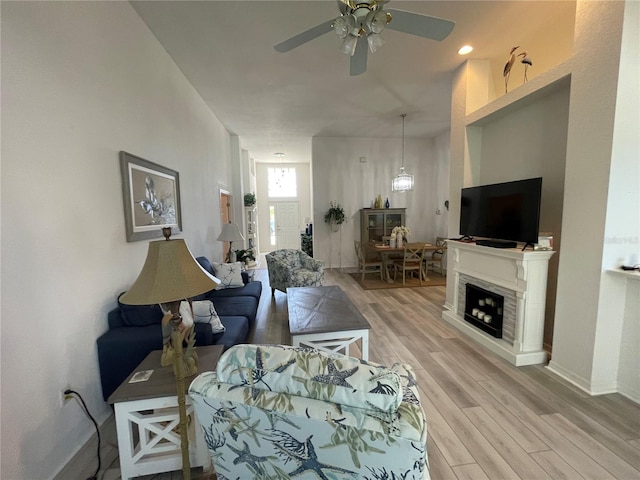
xmin=270 ymin=202 xmax=300 ymax=250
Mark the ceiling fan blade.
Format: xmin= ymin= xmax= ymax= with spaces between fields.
xmin=274 ymin=19 xmax=335 ymax=53
xmin=350 ymin=38 xmax=368 ymax=76
xmin=337 ymin=0 xmax=348 ymax=15
xmin=386 ymin=9 xmax=455 ymax=41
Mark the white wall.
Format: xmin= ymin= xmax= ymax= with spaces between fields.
xmin=488 ymin=3 xmax=575 ymax=99
xmin=590 ymin=0 xmax=639 ymax=396
xmin=1 ymin=3 xmax=233 ymax=478
xmin=549 ymin=0 xmax=634 ymax=395
xmin=312 ymin=135 xmax=449 ymax=269
xmin=617 ymin=277 xmax=640 ymax=401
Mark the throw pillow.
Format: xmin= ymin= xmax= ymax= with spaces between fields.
xmin=212 ymin=262 xmax=244 ymax=289
xmin=192 ymin=300 xmax=226 ymax=334
xmin=217 ymin=344 xmax=403 ymax=413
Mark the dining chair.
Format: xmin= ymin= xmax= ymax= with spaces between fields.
xmin=354 ymin=240 xmax=384 ymax=281
xmin=392 ymin=243 xmax=428 ymax=285
xmin=425 ymin=237 xmax=447 ymax=277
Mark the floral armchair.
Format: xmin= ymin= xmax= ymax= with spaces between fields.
xmin=265 ymin=249 xmax=325 ymax=295
xmin=189 ymin=344 xmax=429 ymax=480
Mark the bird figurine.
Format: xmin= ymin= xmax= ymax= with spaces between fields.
xmin=518 ymin=50 xmax=533 ymax=83
xmin=503 ymin=46 xmax=519 ymax=93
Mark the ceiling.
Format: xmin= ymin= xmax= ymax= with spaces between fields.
xmin=131 ymin=1 xmax=575 ymax=164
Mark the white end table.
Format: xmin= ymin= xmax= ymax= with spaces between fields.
xmin=108 ymin=345 xmax=223 ymax=479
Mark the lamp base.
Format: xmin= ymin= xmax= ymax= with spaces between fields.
xmin=160 ymin=303 xmax=197 ymax=480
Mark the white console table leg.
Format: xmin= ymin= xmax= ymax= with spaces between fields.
xmin=114 ymin=395 xmax=209 ymax=480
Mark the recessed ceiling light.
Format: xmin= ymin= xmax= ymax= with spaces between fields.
xmin=458 ymin=45 xmax=473 ymax=55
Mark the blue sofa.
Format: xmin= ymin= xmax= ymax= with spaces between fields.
xmin=97 ymin=256 xmax=261 ymax=401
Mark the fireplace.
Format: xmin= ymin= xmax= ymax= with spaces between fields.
xmin=464 ymin=283 xmax=504 ymax=338
xmin=443 ymin=241 xmax=554 ymax=366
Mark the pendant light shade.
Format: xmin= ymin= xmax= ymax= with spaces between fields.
xmin=392 ymin=114 xmax=414 ymax=192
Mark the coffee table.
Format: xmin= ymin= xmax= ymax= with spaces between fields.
xmin=108 ymin=344 xmax=224 ymax=480
xmin=287 ymin=286 xmax=371 ymax=360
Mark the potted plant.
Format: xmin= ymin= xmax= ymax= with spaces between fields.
xmin=234 ymin=248 xmax=256 ymax=265
xmin=324 ymin=201 xmax=346 ymax=232
xmin=244 ymin=193 xmax=256 ymax=207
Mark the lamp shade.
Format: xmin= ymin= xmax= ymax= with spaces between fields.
xmin=216 ymin=223 xmax=245 ymax=243
xmin=119 ymin=238 xmax=220 ymax=305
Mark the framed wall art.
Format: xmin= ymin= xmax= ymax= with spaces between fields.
xmin=120 ymin=151 xmax=182 ymax=242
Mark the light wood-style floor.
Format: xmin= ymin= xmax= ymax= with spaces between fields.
xmin=98 ymin=267 xmax=639 ymax=480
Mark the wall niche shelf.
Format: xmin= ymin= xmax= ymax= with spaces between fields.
xmin=465 ymin=61 xmax=573 ymax=127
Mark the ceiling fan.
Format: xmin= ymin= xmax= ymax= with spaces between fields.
xmin=274 ymin=0 xmax=455 ymax=76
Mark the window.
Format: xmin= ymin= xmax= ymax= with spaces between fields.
xmin=268 ymin=167 xmax=297 ymax=197
xmin=269 ymin=206 xmax=276 ymax=246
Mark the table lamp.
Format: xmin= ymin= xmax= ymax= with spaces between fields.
xmin=119 ymin=227 xmax=220 ymax=480
xmin=216 ymin=223 xmax=244 ymax=263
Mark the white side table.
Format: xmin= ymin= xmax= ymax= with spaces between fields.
xmin=108 ymin=346 xmax=223 ymax=479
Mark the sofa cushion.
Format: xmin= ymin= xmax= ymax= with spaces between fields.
xmin=117 ymin=292 xmax=163 ymax=327
xmin=216 ymin=344 xmax=403 ymax=413
xmin=196 ymin=256 xmax=216 ymax=276
xmin=212 ymin=262 xmax=245 ymax=289
xmin=204 ymin=280 xmax=262 ymax=300
xmin=211 ymin=316 xmax=250 ymax=349
xmin=211 ymin=296 xmax=258 ymax=326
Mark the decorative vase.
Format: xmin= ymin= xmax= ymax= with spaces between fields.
xmin=396 ymin=236 xmax=403 ymax=248
xmin=377 ymin=194 xmax=383 ymax=209
xmin=390 ymin=234 xmax=396 ymax=247
xmin=385 ymin=197 xmax=390 ymax=208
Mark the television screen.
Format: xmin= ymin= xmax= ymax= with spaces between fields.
xmin=459 ymin=177 xmax=542 ymax=244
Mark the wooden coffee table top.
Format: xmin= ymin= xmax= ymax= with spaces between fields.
xmin=287 ymin=286 xmax=371 ymax=335
xmin=108 ymin=344 xmax=224 ymax=404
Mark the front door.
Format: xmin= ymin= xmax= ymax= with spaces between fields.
xmin=273 ymin=202 xmax=300 ymax=250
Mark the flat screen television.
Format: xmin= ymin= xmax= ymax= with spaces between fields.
xmin=459 ymin=177 xmax=542 ymax=246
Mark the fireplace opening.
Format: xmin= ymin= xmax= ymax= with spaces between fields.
xmin=464 ymin=283 xmax=504 ymax=338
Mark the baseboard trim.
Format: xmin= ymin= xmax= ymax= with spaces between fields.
xmin=51 ymin=412 xmax=118 ymax=480
xmin=546 ymin=361 xmax=619 ymax=396
xmin=619 ymin=386 xmax=640 ymax=404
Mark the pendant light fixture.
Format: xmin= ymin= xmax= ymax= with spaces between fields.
xmin=392 ymin=113 xmax=414 ymax=192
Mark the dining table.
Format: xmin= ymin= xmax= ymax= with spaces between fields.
xmin=366 ymin=242 xmax=444 ymax=283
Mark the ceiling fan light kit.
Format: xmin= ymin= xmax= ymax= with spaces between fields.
xmin=274 ymin=0 xmax=455 ymax=76
xmin=341 ymin=35 xmax=359 ymax=56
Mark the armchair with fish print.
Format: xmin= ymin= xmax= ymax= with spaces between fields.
xmin=189 ymin=344 xmax=429 ymax=480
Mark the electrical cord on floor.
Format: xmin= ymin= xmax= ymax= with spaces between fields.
xmin=64 ymin=389 xmax=101 ymax=480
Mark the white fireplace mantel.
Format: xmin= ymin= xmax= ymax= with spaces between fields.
xmin=442 ymin=241 xmax=555 ymax=366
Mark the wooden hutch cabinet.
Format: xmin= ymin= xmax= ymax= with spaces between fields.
xmin=360 ymin=208 xmax=406 ymax=244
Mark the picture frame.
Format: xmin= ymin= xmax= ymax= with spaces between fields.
xmin=120 ymin=151 xmax=182 ymax=242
